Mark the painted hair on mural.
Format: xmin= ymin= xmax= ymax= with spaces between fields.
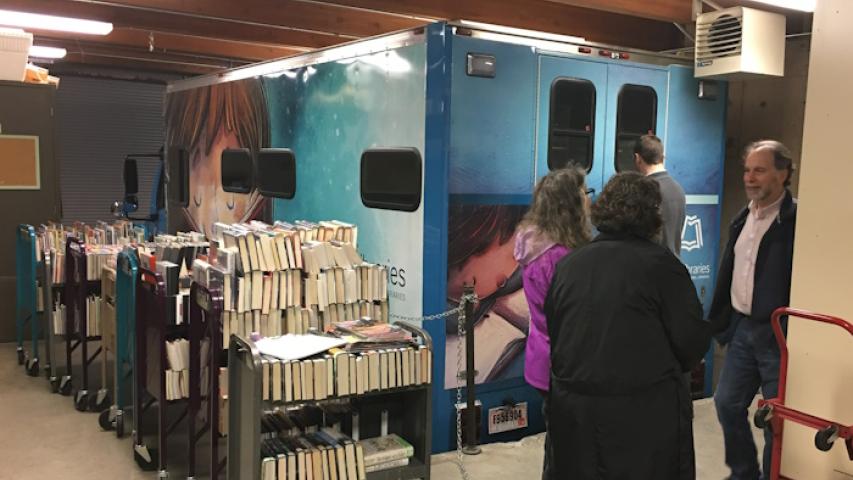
xmin=448 ymin=205 xmax=527 ymax=270
xmin=166 ymin=79 xmax=271 ymax=163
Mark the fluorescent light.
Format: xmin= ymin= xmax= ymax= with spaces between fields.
xmin=457 ymin=20 xmax=585 ymax=44
xmin=29 ymin=45 xmax=67 ymax=59
xmin=747 ymin=0 xmax=816 ymax=12
xmin=0 ymin=9 xmax=113 ymax=35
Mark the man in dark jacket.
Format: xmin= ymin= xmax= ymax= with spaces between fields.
xmin=710 ymin=140 xmax=797 ymax=480
xmin=545 ymin=172 xmax=711 ymax=479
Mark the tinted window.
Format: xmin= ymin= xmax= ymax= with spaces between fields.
xmin=615 ymin=85 xmax=657 ymax=172
xmin=360 ymin=148 xmax=422 ymax=212
xmin=221 ymin=148 xmax=254 ymax=194
xmin=167 ymin=146 xmax=189 ymax=207
xmin=548 ymin=78 xmax=595 ymax=171
xmin=257 ymin=149 xmax=296 ymax=199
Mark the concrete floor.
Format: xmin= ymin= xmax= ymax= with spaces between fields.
xmin=0 ymin=342 xmax=763 ymax=479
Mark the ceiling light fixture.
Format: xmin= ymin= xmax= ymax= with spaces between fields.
xmin=29 ymin=45 xmax=67 ymax=59
xmin=0 ymin=9 xmax=113 ymax=35
xmin=747 ymin=0 xmax=816 ymax=12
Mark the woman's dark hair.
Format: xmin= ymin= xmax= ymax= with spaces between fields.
xmin=518 ymin=167 xmax=591 ymax=248
xmin=591 ymin=172 xmax=662 ymax=240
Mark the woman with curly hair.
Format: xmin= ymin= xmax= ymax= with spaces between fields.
xmin=544 ymin=172 xmax=711 ymax=479
xmin=513 ymin=167 xmax=591 ymax=479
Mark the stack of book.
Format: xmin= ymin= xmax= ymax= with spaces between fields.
xmin=358 ymin=434 xmax=415 ymax=473
xmin=164 ymin=338 xmax=210 ymax=401
xmin=256 ymin=336 xmax=432 ymax=403
xmin=209 ymin=219 xmax=389 ymax=351
xmin=260 ymin=420 xmax=367 ymax=480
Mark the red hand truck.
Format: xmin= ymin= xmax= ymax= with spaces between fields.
xmin=753 ymin=307 xmax=853 ymax=480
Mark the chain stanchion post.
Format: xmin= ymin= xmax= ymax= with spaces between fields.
xmin=462 ymin=284 xmax=481 ymax=455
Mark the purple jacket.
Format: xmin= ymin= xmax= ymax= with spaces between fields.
xmin=514 ymin=227 xmax=570 ymax=392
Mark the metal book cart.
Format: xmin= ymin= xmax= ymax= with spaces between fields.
xmin=98 ymin=249 xmax=139 ymax=437
xmin=15 ymin=224 xmax=42 ymax=376
xmin=132 ymin=267 xmax=218 ymax=478
xmin=753 ymin=307 xmax=853 ymax=480
xmin=42 ymin=247 xmax=64 ymax=392
xmin=189 ymin=279 xmax=226 ymax=480
xmin=228 ymin=322 xmax=433 ymax=480
xmin=61 ymin=237 xmax=105 ymax=410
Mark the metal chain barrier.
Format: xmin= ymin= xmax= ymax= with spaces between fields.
xmin=388 ymin=297 xmax=474 ymax=480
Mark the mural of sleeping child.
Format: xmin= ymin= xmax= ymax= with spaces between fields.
xmin=445 ymin=203 xmax=530 ymax=388
xmin=165 ymin=79 xmax=272 ymax=236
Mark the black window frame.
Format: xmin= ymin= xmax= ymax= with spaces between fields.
xmin=256 ymin=148 xmax=297 ymax=199
xmin=614 ymin=84 xmax=658 ymax=173
xmin=547 ymin=77 xmax=596 ymax=172
xmin=360 ymin=147 xmax=422 ymax=212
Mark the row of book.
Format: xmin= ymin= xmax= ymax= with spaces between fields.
xmin=165 ymin=366 xmax=211 ymax=401
xmin=85 ymin=295 xmax=103 ymax=337
xmin=260 ymin=428 xmax=366 ymax=480
xmin=259 ymin=345 xmax=432 ymax=404
xmin=222 ymin=301 xmax=389 ymax=349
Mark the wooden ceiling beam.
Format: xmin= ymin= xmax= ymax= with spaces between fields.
xmin=539 ymin=0 xmax=693 ymax=24
xmin=67 ymin=0 xmax=425 ymax=38
xmin=311 ymin=0 xmax=681 ymax=51
xmin=0 ymin=0 xmax=345 ymax=48
xmin=31 ymin=29 xmax=303 ymax=62
xmin=60 ymin=53 xmax=215 ymax=74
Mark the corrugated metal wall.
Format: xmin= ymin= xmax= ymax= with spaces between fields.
xmin=56 ymin=76 xmax=164 ymax=224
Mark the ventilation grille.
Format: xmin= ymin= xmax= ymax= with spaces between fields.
xmin=696 ymin=13 xmax=743 ymax=62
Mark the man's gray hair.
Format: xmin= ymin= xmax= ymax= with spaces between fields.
xmin=743 ymin=140 xmax=795 ymax=187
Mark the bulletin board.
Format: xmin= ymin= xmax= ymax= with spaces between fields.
xmin=0 ymin=135 xmax=40 ymax=190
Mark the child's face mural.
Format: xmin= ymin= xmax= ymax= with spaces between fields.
xmin=187 ymin=127 xmax=250 ymax=237
xmin=447 ymin=236 xmax=518 ymax=301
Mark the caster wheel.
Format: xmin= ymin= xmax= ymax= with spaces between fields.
xmin=43 ymin=363 xmax=52 ymax=379
xmin=815 ymin=425 xmax=839 ymax=452
xmin=99 ymin=409 xmax=114 ymax=431
xmin=59 ymin=376 xmax=73 ymax=396
xmin=754 ymin=404 xmax=773 ymax=429
xmin=74 ymin=390 xmax=89 ymax=412
xmin=115 ymin=410 xmax=126 ymax=438
xmin=26 ymin=358 xmax=39 ymax=377
xmin=49 ymin=376 xmax=59 ymax=393
xmin=91 ymin=389 xmax=111 ymax=412
xmin=16 ymin=347 xmax=24 ymax=365
xmin=134 ymin=444 xmax=159 ymax=472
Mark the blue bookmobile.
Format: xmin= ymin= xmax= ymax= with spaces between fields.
xmin=166 ymin=21 xmax=726 ymax=453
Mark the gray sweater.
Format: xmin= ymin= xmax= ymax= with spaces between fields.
xmin=649 ymin=171 xmax=686 ymax=256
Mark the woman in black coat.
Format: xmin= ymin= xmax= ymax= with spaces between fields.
xmin=544 ymin=172 xmax=711 ymax=479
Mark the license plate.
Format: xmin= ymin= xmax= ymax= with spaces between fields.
xmin=488 ymin=402 xmax=528 ymax=434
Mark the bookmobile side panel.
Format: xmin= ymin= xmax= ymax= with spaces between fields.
xmin=438 ymin=33 xmax=546 ymax=451
xmin=269 ymin=43 xmax=428 ymax=321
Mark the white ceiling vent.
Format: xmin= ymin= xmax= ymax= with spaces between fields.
xmin=695 ymin=6 xmax=786 ymax=79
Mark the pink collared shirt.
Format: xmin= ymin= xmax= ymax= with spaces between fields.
xmin=731 ymin=192 xmax=786 ymax=315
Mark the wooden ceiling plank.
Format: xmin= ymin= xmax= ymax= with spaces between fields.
xmin=310 ymin=0 xmax=681 ymax=51
xmin=31 ymin=28 xmax=302 ymax=62
xmin=539 ymin=0 xmax=692 ymax=24
xmin=0 ymin=0 xmax=344 ymax=48
xmin=67 ymin=0 xmax=424 ymax=38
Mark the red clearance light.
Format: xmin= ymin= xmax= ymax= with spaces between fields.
xmin=619 ymin=52 xmax=630 ymax=60
xmin=599 ymin=49 xmax=611 ymax=57
xmin=578 ymin=47 xmax=592 ymax=54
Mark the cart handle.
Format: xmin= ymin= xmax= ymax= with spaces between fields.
xmin=771 ymin=307 xmax=853 ymax=405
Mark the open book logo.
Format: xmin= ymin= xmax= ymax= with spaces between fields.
xmin=681 ymin=215 xmax=703 ymax=252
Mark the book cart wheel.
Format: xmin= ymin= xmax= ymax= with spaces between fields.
xmin=114 ymin=410 xmax=125 ymax=438
xmin=92 ymin=389 xmax=111 ymax=412
xmin=49 ymin=376 xmax=60 ymax=393
xmin=59 ymin=376 xmax=73 ymax=396
xmin=26 ymin=357 xmax=39 ymax=377
xmin=74 ymin=390 xmax=89 ymax=412
xmin=814 ymin=425 xmax=839 ymax=452
xmin=134 ymin=445 xmax=158 ymax=471
xmin=99 ymin=409 xmax=114 ymax=431
xmin=16 ymin=347 xmax=24 ymax=365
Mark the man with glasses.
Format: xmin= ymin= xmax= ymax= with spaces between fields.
xmin=633 ymin=134 xmax=686 ymax=256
